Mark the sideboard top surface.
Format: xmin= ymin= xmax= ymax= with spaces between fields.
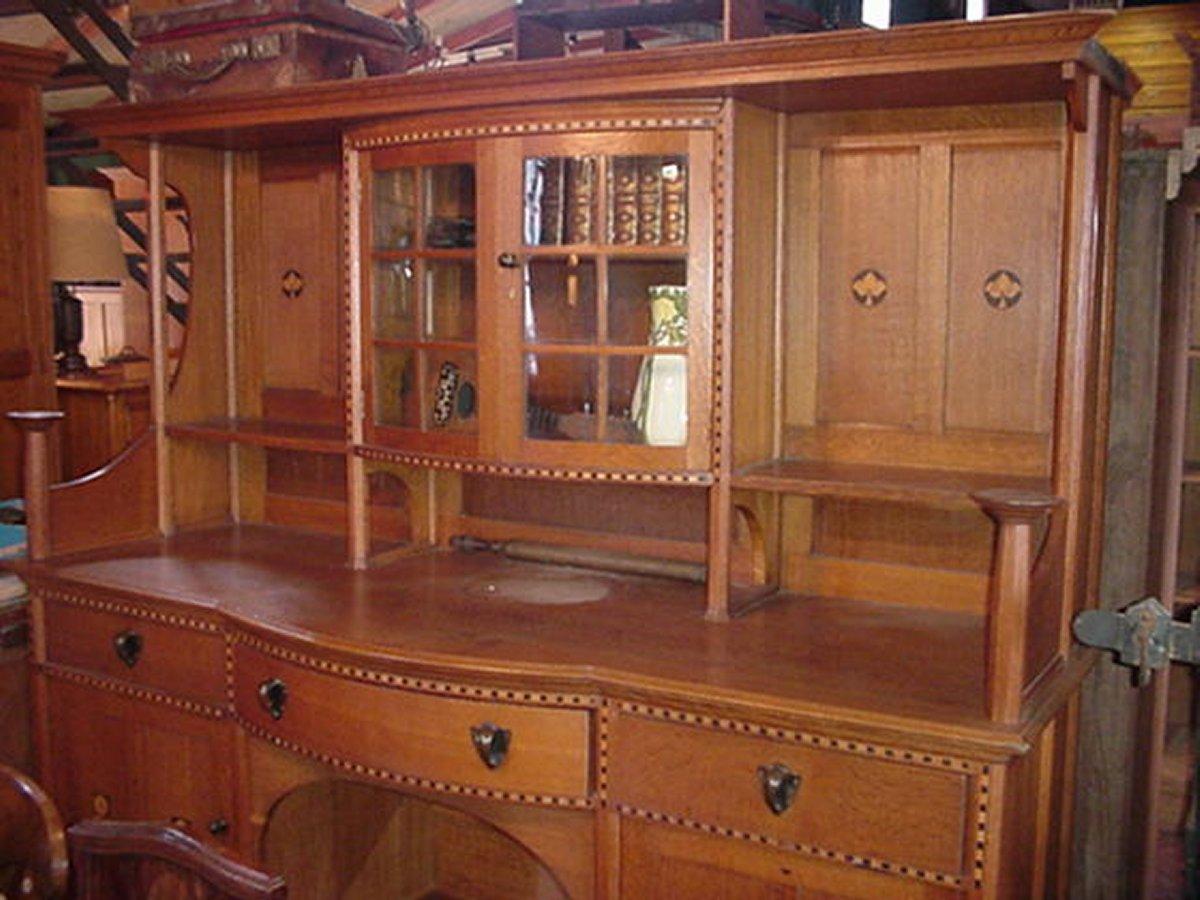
xmin=14 ymin=523 xmax=1059 ymax=759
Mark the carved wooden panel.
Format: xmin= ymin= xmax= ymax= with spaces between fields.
xmin=945 ymin=143 xmax=1061 ymax=436
xmin=817 ymin=148 xmax=920 ymax=429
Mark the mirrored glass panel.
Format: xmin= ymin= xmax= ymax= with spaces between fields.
xmin=425 ymin=261 xmax=476 ymax=341
xmin=374 ymin=259 xmax=417 ymax=341
xmin=427 ymin=350 xmax=479 ymax=434
xmin=523 ymin=256 xmax=597 ymax=344
xmin=524 ymin=156 xmax=600 ymax=246
xmin=607 ymin=155 xmax=688 ymax=246
xmin=375 ymin=347 xmax=421 ymax=429
xmin=607 ymin=259 xmax=688 ymax=346
xmin=525 ymin=354 xmax=597 ymax=442
xmin=424 ymin=165 xmax=476 ymax=249
xmin=374 ymin=168 xmax=417 ymax=250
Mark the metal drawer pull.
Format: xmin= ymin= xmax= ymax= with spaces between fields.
xmin=113 ymin=630 xmax=143 ymax=668
xmin=257 ymin=678 xmax=288 ymax=720
xmin=208 ymin=818 xmax=230 ymax=837
xmin=470 ymin=722 xmax=511 ymax=769
xmin=757 ymin=763 xmax=800 ymax=815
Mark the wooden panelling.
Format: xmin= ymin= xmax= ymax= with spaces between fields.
xmin=43 ymin=678 xmax=236 ymax=848
xmin=816 ymin=147 xmax=920 ymax=429
xmin=944 ymin=143 xmax=1061 ymax=436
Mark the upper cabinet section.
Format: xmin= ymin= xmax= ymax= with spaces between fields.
xmin=351 ymin=105 xmax=719 ymax=479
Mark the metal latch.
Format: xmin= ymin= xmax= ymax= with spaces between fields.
xmin=1074 ymin=597 xmax=1200 ymax=685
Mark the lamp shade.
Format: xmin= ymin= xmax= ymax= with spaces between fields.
xmin=46 ymin=186 xmax=127 ymax=283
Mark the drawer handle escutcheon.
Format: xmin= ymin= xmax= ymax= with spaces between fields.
xmin=757 ymin=763 xmax=800 ymax=816
xmin=470 ymin=722 xmax=511 ymax=769
xmin=258 ymin=678 xmax=288 ymax=720
xmin=208 ymin=818 xmax=230 ymax=837
xmin=113 ymin=630 xmax=143 ymax=668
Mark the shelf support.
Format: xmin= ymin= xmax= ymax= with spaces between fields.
xmin=7 ymin=411 xmax=64 ymax=561
xmin=973 ymin=489 xmax=1062 ymax=723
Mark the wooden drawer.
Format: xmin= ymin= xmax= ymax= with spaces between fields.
xmin=233 ymin=642 xmax=591 ymax=801
xmin=42 ymin=595 xmax=225 ymax=706
xmin=609 ymin=711 xmax=973 ymax=881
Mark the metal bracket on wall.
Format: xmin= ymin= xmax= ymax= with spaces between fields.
xmin=1074 ymin=597 xmax=1200 ymax=686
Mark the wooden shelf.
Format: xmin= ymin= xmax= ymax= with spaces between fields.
xmin=1176 ymin=578 xmax=1200 ymax=605
xmin=731 ymin=459 xmax=1052 ymax=510
xmin=521 ymin=244 xmax=689 ymax=259
xmin=372 ymin=248 xmax=475 ymax=261
xmin=166 ymin=418 xmax=346 ymax=455
xmin=1184 ymin=463 xmax=1200 ymax=484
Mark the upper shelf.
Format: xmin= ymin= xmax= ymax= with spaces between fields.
xmin=166 ymin=418 xmax=346 ymax=455
xmin=732 ymin=458 xmax=1052 ymax=511
xmin=64 ymin=12 xmax=1133 ymax=149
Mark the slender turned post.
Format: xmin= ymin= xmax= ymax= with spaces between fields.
xmin=972 ymin=489 xmax=1063 ymax=724
xmin=7 ymin=411 xmax=64 ymax=562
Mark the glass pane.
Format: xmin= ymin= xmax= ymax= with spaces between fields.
xmin=523 ymin=156 xmax=599 ymax=246
xmin=608 ymin=260 xmax=688 ymax=346
xmin=620 ymin=353 xmax=688 ymax=447
xmin=425 ymin=261 xmax=476 ymax=341
xmin=428 ymin=350 xmax=479 ymax=433
xmin=525 ymin=354 xmax=597 ymax=442
xmin=374 ymin=347 xmax=421 ymax=429
xmin=608 ymin=155 xmax=688 ymax=246
xmin=524 ymin=256 xmax=597 ymax=344
xmin=373 ymin=168 xmax=417 ymax=250
xmin=373 ymin=259 xmax=418 ymax=340
xmin=424 ymin=165 xmax=476 ymax=249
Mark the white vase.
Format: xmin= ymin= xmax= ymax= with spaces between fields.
xmin=632 ymin=285 xmax=688 ymax=446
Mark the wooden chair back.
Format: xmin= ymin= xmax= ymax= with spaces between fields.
xmin=67 ymin=822 xmax=286 ymax=900
xmin=0 ymin=762 xmax=68 ymax=900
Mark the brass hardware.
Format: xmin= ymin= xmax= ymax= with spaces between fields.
xmin=757 ymin=763 xmax=800 ymax=815
xmin=850 ymin=269 xmax=887 ymax=307
xmin=113 ymin=630 xmax=143 ymax=668
xmin=470 ymin=722 xmax=511 ymax=769
xmin=566 ymin=252 xmax=580 ymax=308
xmin=208 ymin=818 xmax=230 ymax=837
xmin=258 ymin=677 xmax=288 ymax=720
xmin=170 ymin=817 xmax=191 ymax=830
xmin=281 ymin=269 xmax=304 ymax=299
xmin=983 ymin=269 xmax=1023 ymax=310
xmin=498 ymin=252 xmax=519 ymax=269
xmin=91 ymin=794 xmax=111 ymax=818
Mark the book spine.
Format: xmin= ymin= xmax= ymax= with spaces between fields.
xmin=662 ymin=156 xmax=688 ymax=246
xmin=637 ymin=156 xmax=664 ymax=245
xmin=565 ymin=156 xmax=596 ymax=245
xmin=539 ymin=157 xmax=566 ymax=245
xmin=609 ymin=156 xmax=639 ymax=245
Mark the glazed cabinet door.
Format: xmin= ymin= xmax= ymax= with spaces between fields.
xmin=491 ymin=129 xmax=714 ymax=473
xmin=361 ymin=140 xmax=482 ymax=457
xmin=43 ymin=678 xmax=237 ymax=847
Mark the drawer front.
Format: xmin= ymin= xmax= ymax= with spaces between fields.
xmin=42 ymin=596 xmax=225 ymax=706
xmin=609 ymin=712 xmax=971 ymax=879
xmin=233 ymin=643 xmax=591 ymax=801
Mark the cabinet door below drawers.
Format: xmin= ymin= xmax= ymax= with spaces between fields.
xmin=45 ymin=677 xmax=236 ymax=848
xmin=609 ymin=713 xmax=972 ymax=880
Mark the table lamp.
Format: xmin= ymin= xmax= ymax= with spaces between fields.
xmin=46 ymin=186 xmax=127 ymax=376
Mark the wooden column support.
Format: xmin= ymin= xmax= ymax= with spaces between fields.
xmin=7 ymin=411 xmax=64 ymax=562
xmin=973 ymin=488 xmax=1063 ymax=724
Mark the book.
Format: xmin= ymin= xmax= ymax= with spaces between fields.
xmin=609 ymin=156 xmax=639 ymax=245
xmin=565 ymin=156 xmax=597 ymax=245
xmin=637 ymin=156 xmax=664 ymax=245
xmin=662 ymin=156 xmax=688 ymax=245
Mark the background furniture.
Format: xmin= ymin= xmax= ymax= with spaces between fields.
xmin=56 ymin=373 xmax=151 ymax=481
xmin=0 ymin=762 xmax=67 ymax=900
xmin=10 ymin=12 xmax=1131 ymax=898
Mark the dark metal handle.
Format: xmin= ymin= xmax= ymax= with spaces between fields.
xmin=470 ymin=722 xmax=511 ymax=769
xmin=497 ymin=252 xmax=519 ymax=269
xmin=113 ymin=630 xmax=143 ymax=668
xmin=757 ymin=763 xmax=800 ymax=816
xmin=257 ymin=677 xmax=287 ymax=720
xmin=208 ymin=818 xmax=230 ymax=837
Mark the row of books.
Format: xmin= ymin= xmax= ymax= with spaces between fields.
xmin=524 ymin=155 xmax=688 ymax=247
